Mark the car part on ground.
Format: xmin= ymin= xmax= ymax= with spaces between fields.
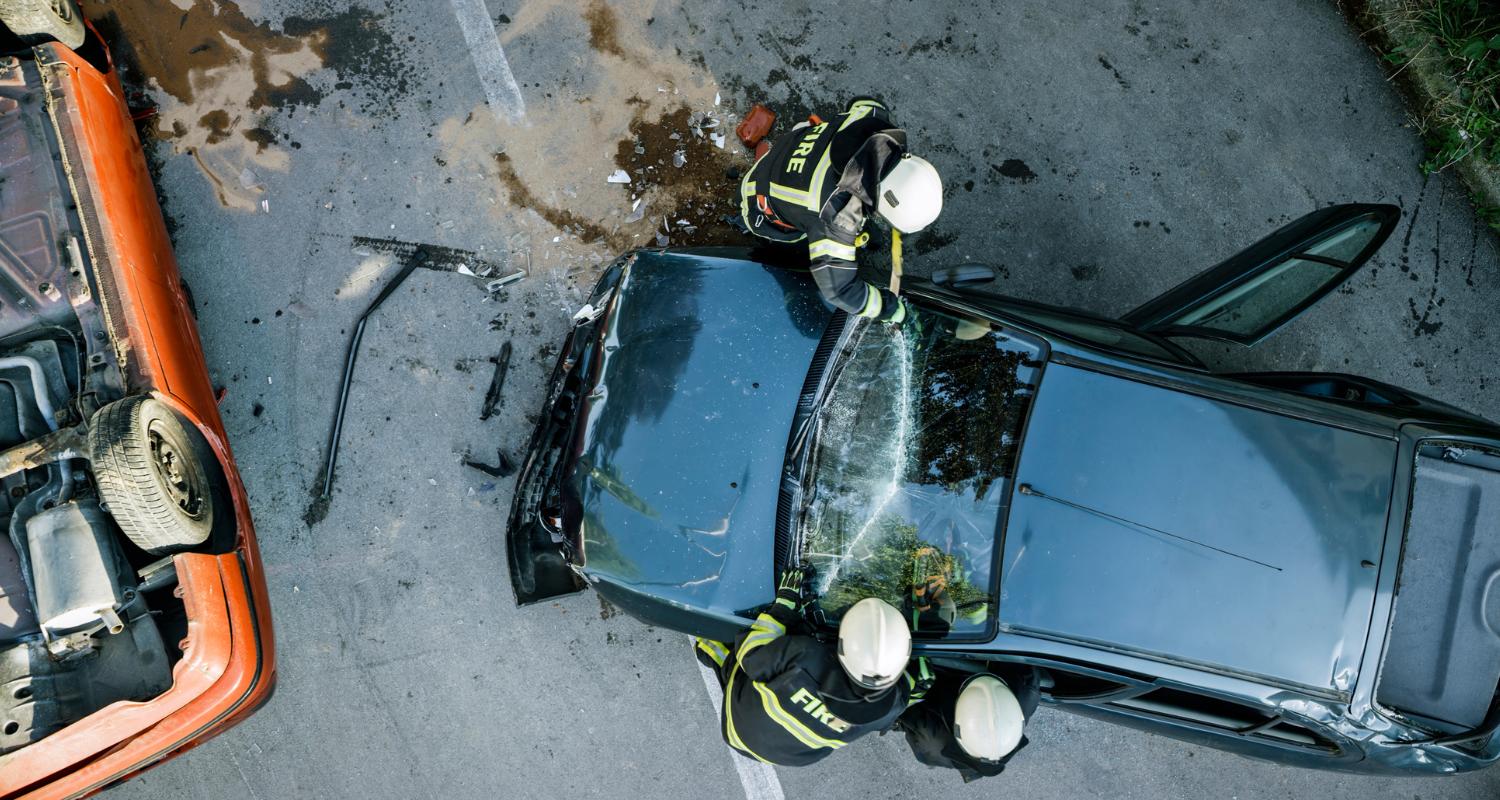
xmin=318 ymin=247 xmax=427 ymax=502
xmin=479 ymin=341 xmax=512 ymax=421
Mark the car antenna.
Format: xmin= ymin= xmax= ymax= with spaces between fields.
xmin=318 ymin=247 xmax=428 ymax=501
xmin=1017 ymin=483 xmax=1282 ymax=572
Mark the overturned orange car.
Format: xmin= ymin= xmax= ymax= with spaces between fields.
xmin=0 ymin=12 xmax=273 ymax=800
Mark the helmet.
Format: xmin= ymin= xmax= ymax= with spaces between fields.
xmin=837 ymin=598 xmax=911 ymax=690
xmin=875 ymin=154 xmax=943 ymax=233
xmin=953 ymin=675 xmax=1025 ymax=762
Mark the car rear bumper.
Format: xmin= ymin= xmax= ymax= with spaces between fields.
xmin=0 ymin=552 xmax=273 ymax=799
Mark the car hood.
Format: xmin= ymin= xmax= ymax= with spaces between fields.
xmin=1001 ymin=363 xmax=1397 ymax=693
xmin=564 ymin=250 xmax=831 ymax=618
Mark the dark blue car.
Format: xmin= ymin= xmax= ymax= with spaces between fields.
xmin=508 ymin=203 xmax=1500 ymax=774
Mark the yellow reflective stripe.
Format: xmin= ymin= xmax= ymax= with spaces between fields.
xmin=857 ymin=284 xmax=883 ymax=318
xmin=838 ymin=104 xmax=874 ymax=131
xmin=809 ymin=239 xmax=856 ymax=261
xmin=805 ymin=147 xmax=835 ymax=211
xmin=847 ymin=99 xmax=885 ymax=115
xmin=768 ymin=182 xmax=812 ymax=206
xmin=723 ymin=669 xmax=772 ymax=762
xmin=735 ymin=613 xmax=786 ymax=670
xmin=697 ymin=638 xmax=729 ymax=666
xmin=752 ymin=683 xmax=845 ymax=750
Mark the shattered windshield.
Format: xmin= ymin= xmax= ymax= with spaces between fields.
xmin=800 ymin=306 xmax=1043 ymax=638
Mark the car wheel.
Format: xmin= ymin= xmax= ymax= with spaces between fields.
xmin=89 ymin=396 xmax=219 ymax=554
xmin=0 ymin=0 xmax=85 ymax=50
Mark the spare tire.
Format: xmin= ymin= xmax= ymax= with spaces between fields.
xmin=0 ymin=0 xmax=85 ymax=50
xmin=89 ymin=396 xmax=220 ymax=554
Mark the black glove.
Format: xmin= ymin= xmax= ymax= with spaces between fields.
xmin=775 ymin=563 xmax=814 ymax=611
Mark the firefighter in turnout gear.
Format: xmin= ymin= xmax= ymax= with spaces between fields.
xmin=895 ymin=666 xmax=1039 ymax=782
xmin=739 ymin=98 xmax=943 ymax=323
xmin=695 ymin=565 xmax=934 ymax=766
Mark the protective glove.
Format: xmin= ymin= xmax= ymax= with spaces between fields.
xmin=879 ymin=295 xmax=909 ymax=326
xmin=775 ymin=563 xmax=814 ymax=611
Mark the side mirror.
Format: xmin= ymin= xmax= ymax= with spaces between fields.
xmin=930 ymin=264 xmax=998 ymax=287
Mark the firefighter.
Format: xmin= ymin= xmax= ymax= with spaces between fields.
xmin=895 ymin=666 xmax=1039 ymax=782
xmin=694 ymin=565 xmax=933 ymax=766
xmin=738 ymin=98 xmax=943 ymax=323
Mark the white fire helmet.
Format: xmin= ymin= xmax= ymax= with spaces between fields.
xmin=875 ymin=154 xmax=943 ymax=234
xmin=953 ymin=674 xmax=1026 ymax=762
xmin=836 ymin=597 xmax=911 ymax=691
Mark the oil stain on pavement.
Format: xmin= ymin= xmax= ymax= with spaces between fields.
xmin=82 ymin=0 xmax=416 ymax=210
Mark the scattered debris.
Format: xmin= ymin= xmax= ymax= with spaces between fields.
xmin=573 ymin=303 xmax=604 ymax=323
xmin=317 ymin=247 xmax=428 ymax=505
xmin=624 ymin=197 xmax=647 ymax=223
xmin=350 ymin=236 xmax=507 ymax=277
xmin=463 ymin=449 xmax=516 ymax=478
xmin=612 ymin=107 xmax=744 ymax=246
xmin=606 ymin=169 xmax=631 ymax=184
xmin=486 ymin=270 xmax=526 ymax=292
xmin=238 ymin=167 xmax=260 ymax=190
xmin=479 ymin=342 xmax=512 ymax=421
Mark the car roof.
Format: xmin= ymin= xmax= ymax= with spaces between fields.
xmin=998 ymin=362 xmax=1398 ymax=694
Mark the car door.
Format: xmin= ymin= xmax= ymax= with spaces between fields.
xmin=1120 ymin=203 xmax=1400 ymax=346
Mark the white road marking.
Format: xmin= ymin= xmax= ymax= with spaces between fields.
xmin=692 ymin=638 xmax=786 ymax=800
xmin=447 ymin=0 xmax=527 ymax=122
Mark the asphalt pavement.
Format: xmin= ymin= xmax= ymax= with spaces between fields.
xmin=83 ymin=0 xmax=1500 ymax=798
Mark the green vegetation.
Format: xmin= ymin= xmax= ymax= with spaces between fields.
xmin=1382 ymin=1 xmax=1500 ymax=178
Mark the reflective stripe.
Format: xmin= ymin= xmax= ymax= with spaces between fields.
xmin=724 ymin=669 xmax=772 ymax=762
xmin=805 ymin=147 xmax=835 ymax=211
xmin=857 ymin=284 xmax=883 ymax=319
xmin=767 ymin=182 xmax=812 ymax=207
xmin=847 ymin=99 xmax=885 ymax=115
xmin=808 ymin=239 xmax=857 ymax=262
xmin=697 ymin=638 xmax=729 ymax=667
xmin=752 ymin=683 xmax=845 ymax=751
xmin=838 ymin=104 xmax=874 ymax=131
xmin=735 ymin=613 xmax=786 ymax=670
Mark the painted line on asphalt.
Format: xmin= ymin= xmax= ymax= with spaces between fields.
xmin=447 ymin=0 xmax=527 ymax=122
xmin=692 ymin=638 xmax=786 ymax=800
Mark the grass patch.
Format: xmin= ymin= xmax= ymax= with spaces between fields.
xmin=1382 ymin=1 xmax=1500 ymax=173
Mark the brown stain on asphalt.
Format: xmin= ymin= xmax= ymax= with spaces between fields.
xmin=583 ymin=0 xmax=628 ymax=60
xmin=611 ymin=106 xmax=743 ymax=247
xmin=82 ymin=0 xmax=415 ymax=208
xmin=493 ymin=153 xmax=623 ymax=249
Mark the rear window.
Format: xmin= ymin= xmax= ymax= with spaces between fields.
xmin=1378 ymin=443 xmax=1500 ymax=732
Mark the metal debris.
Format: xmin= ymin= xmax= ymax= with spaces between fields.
xmin=486 ymin=270 xmax=526 ymax=292
xmin=318 ymin=247 xmax=428 ymax=502
xmin=673 ymin=150 xmax=687 ymax=168
xmin=479 ymin=342 xmax=512 ymax=421
xmin=606 ymin=169 xmax=631 ymax=184
xmin=711 ymin=132 xmax=726 ymax=149
xmin=624 ymin=197 xmax=647 ymax=224
xmin=463 ymin=450 xmax=516 ymax=478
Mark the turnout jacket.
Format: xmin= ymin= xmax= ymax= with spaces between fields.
xmin=699 ymin=602 xmax=927 ymax=766
xmin=895 ymin=666 xmax=1041 ymax=782
xmin=739 ymin=98 xmax=908 ymax=322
